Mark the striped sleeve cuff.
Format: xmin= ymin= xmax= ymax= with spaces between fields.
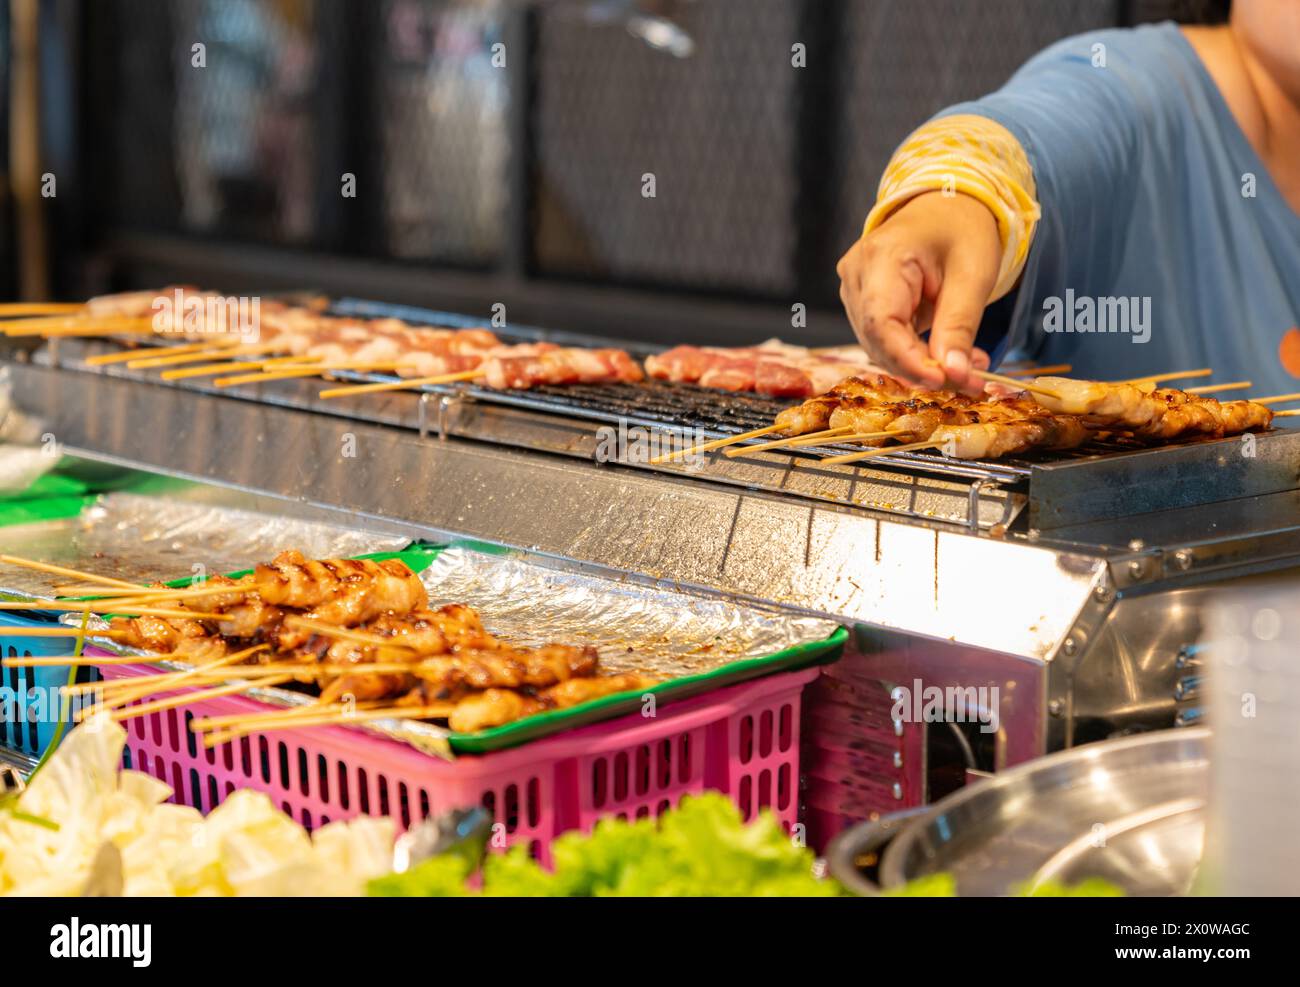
xmin=863 ymin=114 xmax=1041 ymax=301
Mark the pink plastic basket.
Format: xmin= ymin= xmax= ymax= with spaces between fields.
xmin=93 ymin=657 xmax=817 ymax=865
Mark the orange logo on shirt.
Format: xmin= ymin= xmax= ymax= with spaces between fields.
xmin=1280 ymin=328 xmax=1300 ymax=378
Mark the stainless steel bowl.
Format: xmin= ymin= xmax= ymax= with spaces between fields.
xmin=827 ymin=728 xmax=1208 ymax=896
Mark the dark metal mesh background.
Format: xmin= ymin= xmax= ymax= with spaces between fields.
xmin=67 ymin=0 xmax=1194 ymax=310
xmin=374 ymin=0 xmax=509 ymax=264
xmin=88 ymin=0 xmax=511 ymax=264
xmin=531 ymin=0 xmax=799 ymax=298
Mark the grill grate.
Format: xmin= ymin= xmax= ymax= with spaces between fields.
xmin=316 ymin=299 xmax=1172 ymax=486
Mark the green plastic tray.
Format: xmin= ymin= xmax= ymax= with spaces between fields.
xmin=147 ymin=542 xmax=846 ymax=753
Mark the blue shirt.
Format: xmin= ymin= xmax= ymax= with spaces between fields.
xmin=943 ymin=23 xmax=1300 ymax=396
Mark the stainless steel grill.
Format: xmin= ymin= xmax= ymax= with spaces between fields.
xmin=8 ymin=297 xmax=1300 ymax=842
xmin=27 ymin=297 xmax=1300 ymax=533
xmin=314 ymin=300 xmax=1300 ymax=532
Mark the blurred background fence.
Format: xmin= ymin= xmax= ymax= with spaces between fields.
xmin=3 ymin=0 xmax=1218 ymax=342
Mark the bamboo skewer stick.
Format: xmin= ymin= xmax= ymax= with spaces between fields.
xmin=1272 ymin=409 xmax=1300 ymax=418
xmin=1002 ymin=363 xmax=1072 ymax=377
xmin=53 ymin=584 xmax=171 ymax=597
xmin=1120 ymin=368 xmax=1213 ymax=385
xmin=0 ymin=601 xmax=222 ymax=620
xmin=61 ymin=665 xmax=312 ymax=696
xmin=1185 ymin=381 xmax=1252 ymax=395
xmin=0 ymin=627 xmax=129 ymax=638
xmin=190 ymin=699 xmax=389 ymax=731
xmin=54 ymin=582 xmax=258 ymax=603
xmin=0 ymin=554 xmax=143 ymax=589
xmin=84 ymin=339 xmax=237 ymax=367
xmin=159 ymin=353 xmax=308 ymax=380
xmin=6 ymin=318 xmax=155 ymax=337
xmin=647 ymin=424 xmax=785 ymax=465
xmin=0 ymin=302 xmax=85 ymax=316
xmin=125 ymin=340 xmax=271 ymax=368
xmin=1 ymin=652 xmax=186 ymax=668
xmin=722 ymin=426 xmax=851 ymax=456
xmin=0 ymin=314 xmax=132 ymax=333
xmin=725 ymin=427 xmax=901 ymax=456
xmin=199 ymin=702 xmax=457 ymax=747
xmin=1252 ymin=392 xmax=1300 ymax=405
xmin=212 ymin=360 xmax=401 ymax=387
xmin=280 ymin=616 xmax=403 ymax=649
xmin=817 ymin=439 xmax=946 ymax=467
xmin=65 ymin=660 xmax=413 ymax=697
xmin=77 ymin=644 xmax=269 ymax=717
xmin=318 ymin=368 xmax=484 ymax=399
xmin=106 ymin=675 xmax=296 ymax=724
xmin=971 ymin=369 xmax=1062 ymax=399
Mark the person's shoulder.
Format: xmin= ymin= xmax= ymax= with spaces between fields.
xmin=1012 ymin=21 xmax=1196 ymax=82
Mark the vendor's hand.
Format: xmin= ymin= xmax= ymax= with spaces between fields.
xmin=836 ymin=190 xmax=1002 ymax=393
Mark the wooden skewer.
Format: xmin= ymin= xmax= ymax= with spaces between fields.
xmin=200 ymin=702 xmax=457 ymax=747
xmin=1002 ymin=363 xmax=1072 ymax=377
xmin=2 ymin=651 xmax=189 ymax=669
xmin=54 ymin=582 xmax=259 ymax=603
xmin=0 ymin=302 xmax=85 ymax=316
xmin=0 ymin=627 xmax=128 ymax=638
xmin=190 ymin=699 xmax=389 ymax=731
xmin=727 ymin=427 xmax=904 ymax=457
xmin=723 ymin=426 xmax=851 ymax=456
xmin=0 ymin=601 xmax=222 ymax=620
xmin=1184 ymin=381 xmax=1252 ymax=395
xmin=275 ymin=360 xmax=423 ymax=374
xmin=80 ymin=660 xmax=406 ymax=695
xmin=159 ymin=354 xmax=307 ymax=380
xmin=84 ymin=339 xmax=236 ymax=367
xmin=1252 ymin=392 xmax=1300 ymax=405
xmin=7 ymin=318 xmax=155 ymax=337
xmin=0 ymin=314 xmax=129 ymax=333
xmin=75 ymin=662 xmax=308 ymax=696
xmin=971 ymin=369 xmax=1062 ymax=400
xmin=62 ymin=664 xmax=312 ymax=696
xmin=53 ymin=584 xmax=168 ymax=597
xmin=817 ymin=439 xmax=946 ymax=467
xmin=280 ymin=616 xmax=402 ymax=649
xmin=0 ymin=554 xmax=143 ymax=590
xmin=105 ymin=675 xmax=295 ymax=724
xmin=647 ymin=424 xmax=785 ymax=465
xmin=318 ymin=368 xmax=484 ymax=399
xmin=1271 ymin=409 xmax=1300 ymax=418
xmin=125 ymin=340 xmax=273 ymax=368
xmin=212 ymin=359 xmax=403 ymax=387
xmin=213 ymin=365 xmax=334 ymax=387
xmin=79 ymin=644 xmax=269 ymax=716
xmin=1120 ymin=368 xmax=1213 ymax=385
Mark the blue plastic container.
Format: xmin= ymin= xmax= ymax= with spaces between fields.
xmin=0 ymin=613 xmax=99 ymax=757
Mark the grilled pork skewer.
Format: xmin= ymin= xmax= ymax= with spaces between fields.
xmin=1031 ymin=377 xmax=1275 ymax=438
xmin=774 ymin=374 xmax=945 ymax=436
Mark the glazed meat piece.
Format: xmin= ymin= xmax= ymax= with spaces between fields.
xmin=254 ymin=550 xmax=428 ymax=625
xmin=447 ymin=672 xmax=661 ymax=732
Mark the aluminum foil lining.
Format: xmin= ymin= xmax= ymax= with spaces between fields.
xmin=0 ymin=492 xmax=411 ymax=599
xmin=417 ymin=547 xmax=838 ymax=677
xmin=68 ymin=546 xmax=838 ymax=760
